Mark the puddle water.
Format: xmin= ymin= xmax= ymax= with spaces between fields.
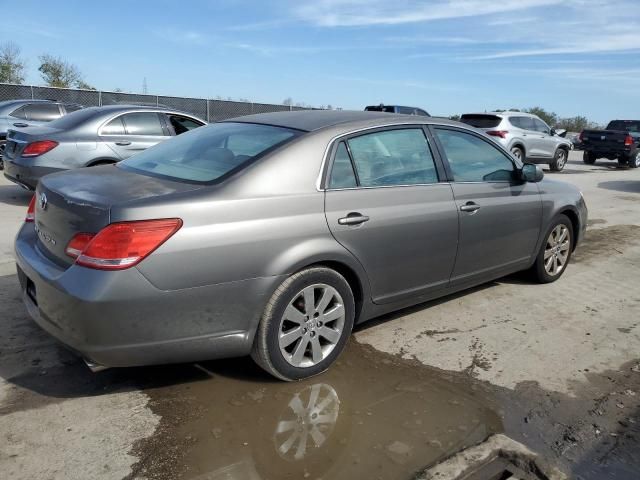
xmin=130 ymin=341 xmax=503 ymax=480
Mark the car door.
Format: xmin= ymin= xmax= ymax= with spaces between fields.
xmin=432 ymin=127 xmax=542 ymax=287
xmin=531 ymin=118 xmax=555 ymax=157
xmin=324 ymin=127 xmax=459 ymax=304
xmin=101 ymin=111 xmax=169 ymax=160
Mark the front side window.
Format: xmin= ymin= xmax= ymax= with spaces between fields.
xmin=167 ymin=114 xmax=204 ymax=135
xmin=119 ymin=122 xmax=300 ymax=183
xmin=345 ymin=128 xmax=438 ymax=187
xmin=329 ymin=142 xmax=357 ymax=188
xmin=533 ymin=118 xmax=550 ymax=134
xmin=24 ymin=103 xmax=62 ymax=121
xmin=435 ymin=128 xmax=515 ymax=182
xmin=122 ymin=112 xmax=165 ymax=136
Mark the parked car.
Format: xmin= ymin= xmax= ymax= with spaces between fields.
xmin=0 ymin=99 xmax=83 ymax=168
xmin=365 ymin=104 xmax=430 ymax=116
xmin=580 ymin=120 xmax=640 ymax=168
xmin=3 ymin=105 xmax=206 ymax=190
xmin=460 ymin=111 xmax=573 ymax=171
xmin=14 ymin=111 xmax=587 ymax=380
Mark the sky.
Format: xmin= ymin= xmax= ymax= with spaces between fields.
xmin=2 ymin=0 xmax=639 ymax=122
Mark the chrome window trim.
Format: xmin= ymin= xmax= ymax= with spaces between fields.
xmin=316 ymin=120 xmax=461 ymax=192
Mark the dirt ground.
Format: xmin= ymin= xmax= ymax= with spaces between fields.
xmin=1 ymin=151 xmax=639 ymax=479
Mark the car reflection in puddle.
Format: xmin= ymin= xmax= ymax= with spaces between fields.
xmin=137 ymin=342 xmax=504 ymax=480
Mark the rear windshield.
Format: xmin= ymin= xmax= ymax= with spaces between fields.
xmin=606 ymin=120 xmax=640 ymax=133
xmin=46 ymin=107 xmax=102 ymax=129
xmin=460 ymin=114 xmax=502 ymax=128
xmin=119 ymin=122 xmax=301 ymax=184
xmin=365 ymin=105 xmax=396 ymax=113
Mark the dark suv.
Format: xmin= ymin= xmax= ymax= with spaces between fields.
xmin=0 ymin=99 xmax=83 ymax=167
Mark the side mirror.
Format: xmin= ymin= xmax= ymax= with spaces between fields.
xmin=521 ymin=163 xmax=544 ymax=182
xmin=549 ymin=127 xmax=556 ymax=136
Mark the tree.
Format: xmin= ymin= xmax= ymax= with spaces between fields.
xmin=77 ymin=80 xmax=96 ymax=90
xmin=0 ymin=42 xmax=26 ymax=84
xmin=524 ymin=107 xmax=558 ymax=127
xmin=449 ymin=114 xmax=460 ymax=121
xmin=282 ymin=97 xmax=293 ymax=106
xmin=38 ymin=54 xmax=86 ymax=88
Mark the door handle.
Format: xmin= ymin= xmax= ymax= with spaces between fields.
xmin=338 ymin=212 xmax=370 ymax=226
xmin=460 ymin=202 xmax=481 ymax=213
xmin=115 ymin=141 xmax=131 ymax=146
xmin=13 ymin=122 xmax=29 ymax=128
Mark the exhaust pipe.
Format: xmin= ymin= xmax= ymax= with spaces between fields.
xmin=84 ymin=358 xmax=109 ymax=373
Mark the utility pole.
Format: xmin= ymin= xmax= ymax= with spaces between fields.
xmin=142 ymin=77 xmax=148 ymax=94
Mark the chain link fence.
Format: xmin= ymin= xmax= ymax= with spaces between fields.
xmin=0 ymin=83 xmax=313 ymax=122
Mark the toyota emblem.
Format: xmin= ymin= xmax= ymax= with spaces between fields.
xmin=39 ymin=192 xmax=48 ymax=210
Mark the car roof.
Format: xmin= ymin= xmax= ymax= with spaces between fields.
xmin=226 ymin=110 xmax=452 ymax=132
xmin=0 ymin=98 xmax=56 ymax=108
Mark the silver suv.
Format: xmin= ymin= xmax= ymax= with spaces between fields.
xmin=460 ymin=111 xmax=572 ymax=171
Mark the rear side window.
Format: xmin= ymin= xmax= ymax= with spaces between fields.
xmin=345 ymin=128 xmax=438 ymax=187
xmin=119 ymin=122 xmax=300 ymax=183
xmin=167 ymin=114 xmax=204 ymax=135
xmin=122 ymin=112 xmax=165 ymax=136
xmin=24 ymin=103 xmax=62 ymax=121
xmin=329 ymin=142 xmax=357 ymax=189
xmin=101 ymin=116 xmax=126 ymax=135
xmin=9 ymin=105 xmax=27 ymax=119
xmin=459 ymin=114 xmax=502 ymax=128
xmin=435 ymin=128 xmax=515 ymax=182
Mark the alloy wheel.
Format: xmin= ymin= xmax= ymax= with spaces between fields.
xmin=634 ymin=153 xmax=640 ymax=168
xmin=544 ymin=224 xmax=571 ymax=276
xmin=278 ymin=284 xmax=345 ymax=368
xmin=556 ymin=150 xmax=567 ymax=169
xmin=511 ymin=148 xmax=522 ymax=159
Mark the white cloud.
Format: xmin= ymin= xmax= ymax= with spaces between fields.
xmin=294 ymin=0 xmax=561 ymax=26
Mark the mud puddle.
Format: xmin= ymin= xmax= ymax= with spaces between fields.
xmin=127 ymin=342 xmax=503 ymax=480
xmin=572 ymin=224 xmax=640 ymax=264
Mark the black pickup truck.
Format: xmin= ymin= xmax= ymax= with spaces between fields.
xmin=580 ymin=120 xmax=640 ymax=168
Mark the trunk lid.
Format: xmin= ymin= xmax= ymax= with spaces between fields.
xmin=581 ymin=129 xmax=631 ymax=151
xmin=34 ymin=166 xmax=202 ymax=267
xmin=4 ymin=127 xmax=63 ymax=161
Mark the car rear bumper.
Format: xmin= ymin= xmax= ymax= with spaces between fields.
xmin=15 ymin=224 xmax=282 ymax=368
xmin=3 ymin=160 xmax=62 ymax=190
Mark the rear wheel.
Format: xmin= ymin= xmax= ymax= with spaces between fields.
xmin=583 ymin=152 xmax=596 ymax=165
xmin=511 ymin=146 xmax=524 ymax=161
xmin=252 ymin=267 xmax=355 ymax=381
xmin=531 ymin=215 xmax=573 ymax=283
xmin=629 ymin=152 xmax=640 ymax=169
xmin=550 ymin=148 xmax=568 ymax=171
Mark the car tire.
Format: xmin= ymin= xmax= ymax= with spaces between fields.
xmin=583 ymin=152 xmax=596 ymax=165
xmin=530 ymin=214 xmax=574 ymax=284
xmin=550 ymin=148 xmax=568 ymax=172
xmin=511 ymin=146 xmax=525 ymax=161
xmin=629 ymin=152 xmax=640 ymax=169
xmin=251 ymin=267 xmax=355 ymax=381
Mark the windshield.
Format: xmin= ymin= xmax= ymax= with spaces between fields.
xmin=119 ymin=122 xmax=301 ymax=183
xmin=606 ymin=120 xmax=640 ymax=133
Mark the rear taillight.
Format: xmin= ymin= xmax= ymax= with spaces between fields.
xmin=22 ymin=140 xmax=58 ymax=157
xmin=486 ymin=130 xmax=508 ymax=139
xmin=579 ymin=131 xmax=584 ymax=142
xmin=25 ymin=195 xmax=36 ymax=222
xmin=65 ymin=233 xmax=95 ymax=259
xmin=624 ymin=135 xmax=633 ymax=146
xmin=68 ymin=219 xmax=182 ymax=270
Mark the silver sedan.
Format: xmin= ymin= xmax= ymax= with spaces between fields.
xmin=3 ymin=104 xmax=205 ymax=190
xmin=14 ymin=110 xmax=587 ymax=380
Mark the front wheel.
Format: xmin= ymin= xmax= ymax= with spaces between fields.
xmin=583 ymin=152 xmax=596 ymax=165
xmin=252 ymin=267 xmax=355 ymax=381
xmin=550 ymin=149 xmax=568 ymax=171
xmin=531 ymin=215 xmax=574 ymax=283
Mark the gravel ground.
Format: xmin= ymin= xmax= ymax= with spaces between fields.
xmin=0 ymin=151 xmax=638 ymax=479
